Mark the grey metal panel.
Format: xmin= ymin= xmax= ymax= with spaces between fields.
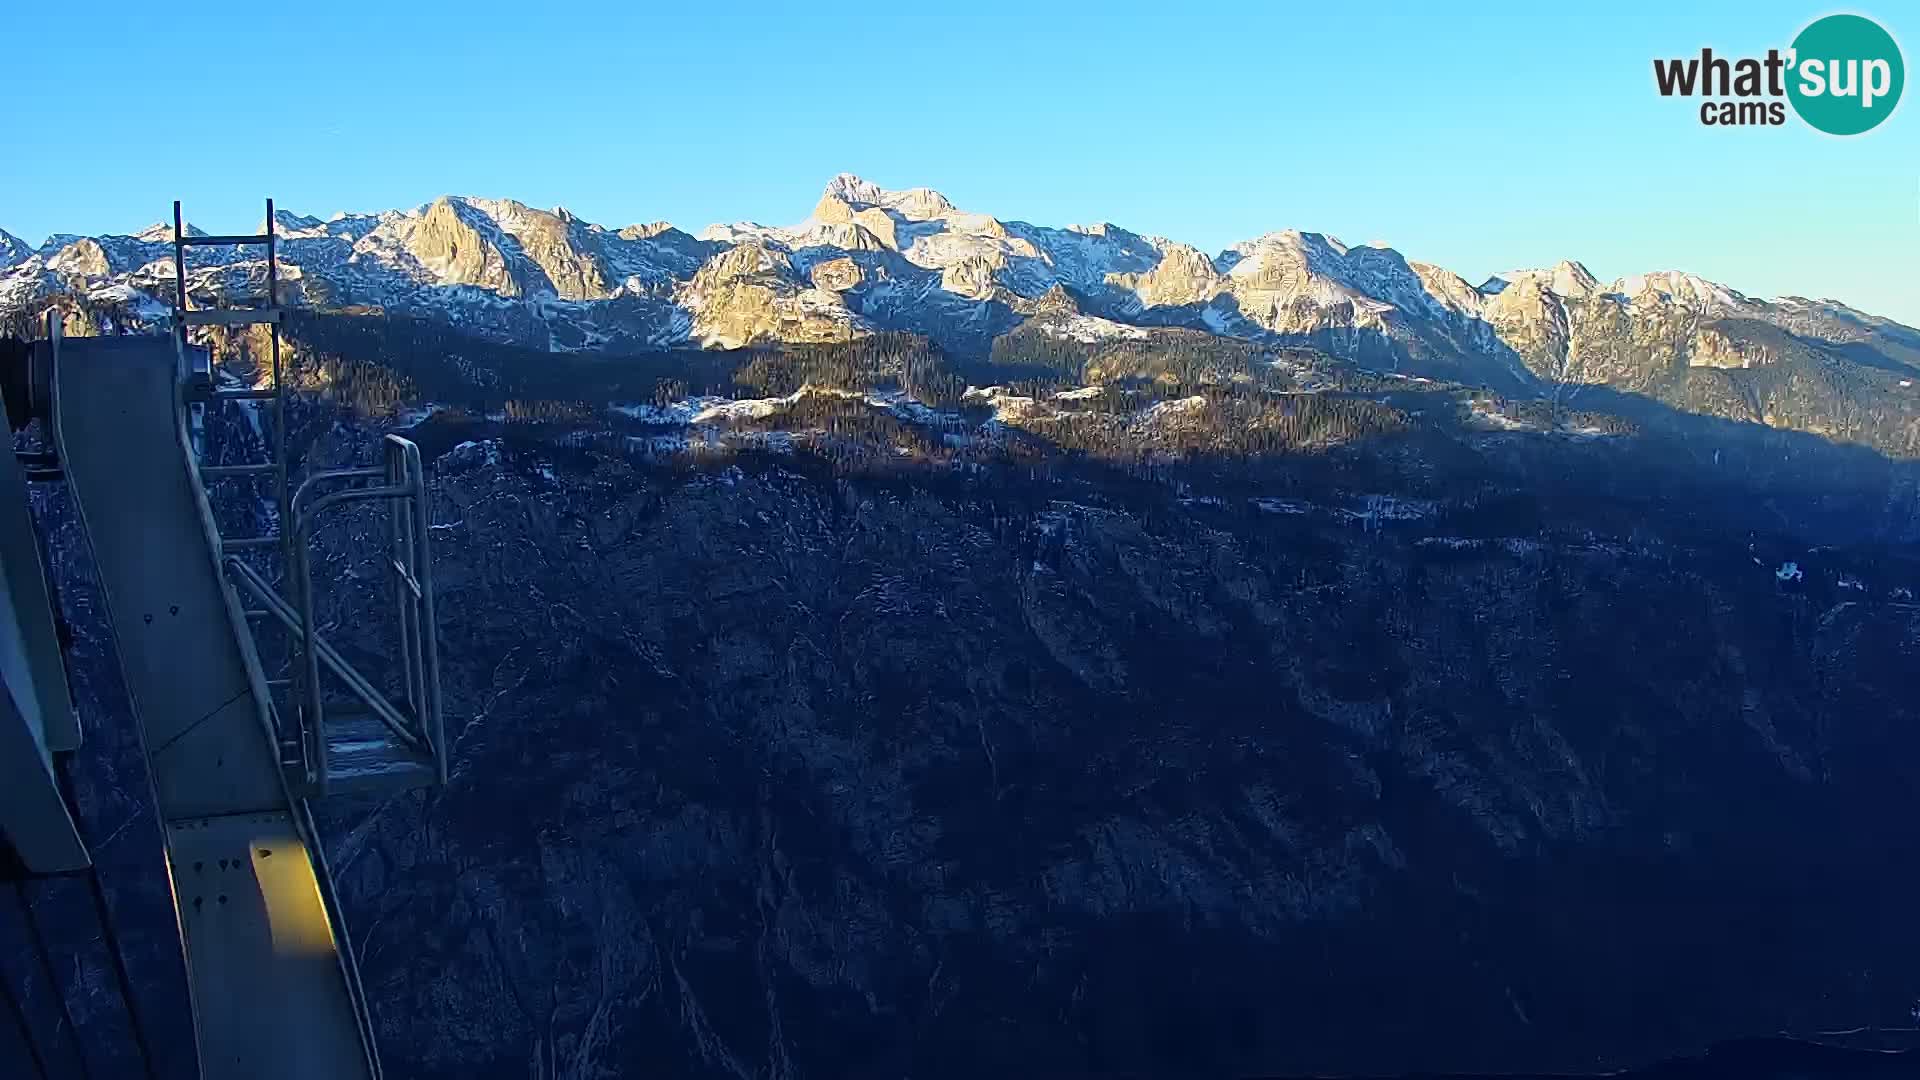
xmin=146 ymin=690 xmax=288 ymax=820
xmin=51 ymin=336 xmax=282 ymax=815
xmin=0 ymin=399 xmax=79 ymax=752
xmin=168 ymin=813 xmax=370 ymax=1080
xmin=0 ymin=403 xmax=87 ymax=872
xmin=0 ymin=672 xmax=87 ymax=872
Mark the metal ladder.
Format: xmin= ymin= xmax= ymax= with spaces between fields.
xmin=173 ymin=200 xmax=447 ymax=797
xmin=170 ymin=198 xmax=289 ymax=536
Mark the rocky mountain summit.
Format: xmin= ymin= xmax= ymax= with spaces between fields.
xmin=8 ymin=175 xmax=1919 ymax=455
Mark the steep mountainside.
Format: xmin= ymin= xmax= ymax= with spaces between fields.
xmin=8 ymin=175 xmax=1920 ymax=455
xmin=218 ymin=395 xmax=1920 ymax=1077
xmin=21 ymin=290 xmax=1920 ymax=1078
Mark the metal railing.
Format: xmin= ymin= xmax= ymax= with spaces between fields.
xmin=173 ymin=196 xmax=445 ymax=797
xmin=224 ymin=435 xmax=446 ymax=794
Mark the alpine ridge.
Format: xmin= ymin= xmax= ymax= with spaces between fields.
xmin=7 ymin=173 xmax=1919 ymax=454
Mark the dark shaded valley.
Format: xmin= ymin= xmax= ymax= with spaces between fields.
xmin=13 ymin=313 xmax=1920 ymax=1079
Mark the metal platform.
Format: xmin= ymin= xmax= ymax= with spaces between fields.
xmin=50 ymin=332 xmax=378 ymax=1080
xmin=319 ymin=712 xmax=438 ymax=794
xmin=166 ymin=811 xmax=369 ymax=1079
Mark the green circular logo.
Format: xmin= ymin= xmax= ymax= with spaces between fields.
xmin=1787 ymin=14 xmax=1904 ymax=135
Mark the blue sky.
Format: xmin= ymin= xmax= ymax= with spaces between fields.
xmin=6 ymin=1 xmax=1915 ymax=323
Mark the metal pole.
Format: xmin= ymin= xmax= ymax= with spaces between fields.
xmin=301 ymin=536 xmax=327 ymax=793
xmin=268 ymin=198 xmax=302 ymax=784
xmin=170 ymin=202 xmax=188 ymax=354
xmin=225 ymin=557 xmax=424 ymax=753
xmin=388 ymin=442 xmax=422 ymax=731
xmin=268 ymin=198 xmax=289 ymax=578
xmin=412 ymin=450 xmax=446 ymax=784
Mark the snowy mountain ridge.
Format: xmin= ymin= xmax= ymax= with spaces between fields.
xmin=6 ymin=174 xmax=1919 ymax=448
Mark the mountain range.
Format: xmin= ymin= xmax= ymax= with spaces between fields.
xmin=6 ymin=174 xmax=1920 ymax=456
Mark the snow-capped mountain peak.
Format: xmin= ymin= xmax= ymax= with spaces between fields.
xmin=0 ymin=229 xmax=33 ymax=269
xmin=821 ymin=172 xmax=891 ymax=209
xmin=263 ymin=210 xmax=331 ymax=238
xmin=820 ymin=173 xmax=956 ymax=221
xmin=1482 ymin=260 xmax=1600 ymax=300
xmin=132 ymin=221 xmax=207 ymax=243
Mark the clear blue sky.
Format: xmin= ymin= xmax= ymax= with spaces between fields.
xmin=6 ymin=1 xmax=1916 ymax=323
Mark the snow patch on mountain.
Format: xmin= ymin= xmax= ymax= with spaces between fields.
xmin=1612 ymin=270 xmax=1746 ymax=310
xmin=1037 ymin=313 xmax=1150 ymax=344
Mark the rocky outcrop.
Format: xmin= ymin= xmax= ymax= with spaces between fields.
xmin=617 ymin=221 xmax=678 ymax=241
xmin=940 ymin=254 xmax=1002 ymax=300
xmin=409 ymin=197 xmax=522 ymax=297
xmin=809 ymin=255 xmax=863 ymax=292
xmin=0 ymin=228 xmax=32 ymax=268
xmin=1484 ymin=273 xmax=1573 ymax=381
xmin=689 ymin=241 xmax=789 ymax=288
xmin=1107 ymin=241 xmax=1220 ymax=308
xmin=1483 ymin=260 xmax=1600 ymax=301
xmin=405 ymin=197 xmax=615 ymax=301
xmin=681 ymin=241 xmax=865 ymax=346
xmin=813 ymin=221 xmax=891 ymax=254
xmin=488 ymin=200 xmax=612 ymax=301
xmin=811 ymin=193 xmax=900 ymax=250
xmin=1026 ymin=283 xmax=1080 ymax=317
xmin=1691 ymin=324 xmax=1767 ymax=369
xmin=46 ymin=238 xmax=111 ymax=278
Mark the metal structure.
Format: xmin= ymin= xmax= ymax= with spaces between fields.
xmin=173 ymin=202 xmax=447 ymax=798
xmin=0 ymin=198 xmax=452 ymax=1079
xmin=227 ymin=434 xmax=446 ymax=794
xmin=0 ymin=376 xmax=85 ymax=875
